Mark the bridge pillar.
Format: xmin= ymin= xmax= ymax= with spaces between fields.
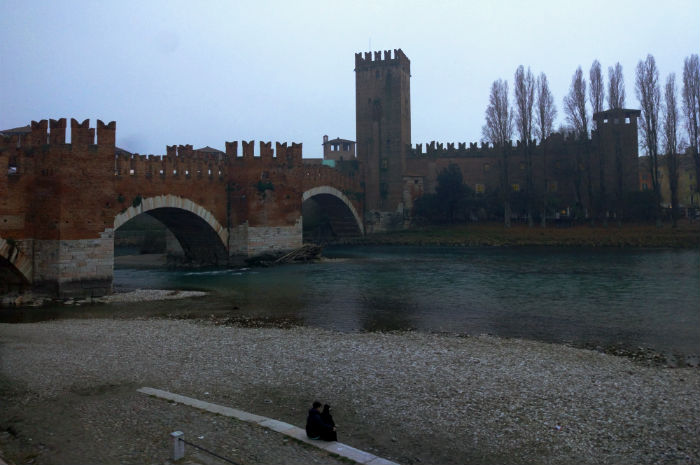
xmin=228 ymin=218 xmax=303 ymax=259
xmin=31 ymin=230 xmax=114 ymax=298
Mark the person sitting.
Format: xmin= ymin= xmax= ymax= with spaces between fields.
xmin=305 ymin=401 xmax=336 ymax=441
xmin=320 ymin=404 xmax=338 ymax=441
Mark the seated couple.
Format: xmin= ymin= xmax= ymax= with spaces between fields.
xmin=305 ymin=401 xmax=337 ymax=441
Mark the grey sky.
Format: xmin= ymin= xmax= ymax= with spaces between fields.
xmin=1 ymin=0 xmax=698 ymax=157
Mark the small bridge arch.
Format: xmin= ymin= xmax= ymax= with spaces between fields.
xmin=302 ymin=186 xmax=364 ymax=241
xmin=114 ymin=194 xmax=229 ymax=265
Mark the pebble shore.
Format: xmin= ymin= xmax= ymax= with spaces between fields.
xmin=1 ymin=318 xmax=698 ymax=464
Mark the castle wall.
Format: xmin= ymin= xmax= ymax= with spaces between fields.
xmin=403 ymin=124 xmax=639 ymax=217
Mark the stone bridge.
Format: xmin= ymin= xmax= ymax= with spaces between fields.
xmin=0 ymin=118 xmax=363 ymax=297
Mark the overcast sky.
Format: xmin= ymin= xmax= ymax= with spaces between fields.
xmin=1 ymin=0 xmax=698 ymax=157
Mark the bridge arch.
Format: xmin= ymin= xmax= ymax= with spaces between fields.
xmin=302 ymin=186 xmax=364 ymax=241
xmin=114 ymin=194 xmax=229 ymax=265
xmin=0 ymin=237 xmax=32 ymax=287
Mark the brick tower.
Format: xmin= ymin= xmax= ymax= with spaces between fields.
xmin=355 ymin=49 xmax=411 ymax=229
xmin=592 ymin=108 xmax=642 ymax=197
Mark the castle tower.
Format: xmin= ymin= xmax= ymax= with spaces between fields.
xmin=592 ymin=108 xmax=641 ymax=195
xmin=355 ymin=49 xmax=411 ymax=221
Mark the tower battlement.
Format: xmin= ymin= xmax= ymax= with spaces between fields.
xmin=355 ymin=49 xmax=410 ymax=72
xmin=8 ymin=118 xmax=117 ymax=148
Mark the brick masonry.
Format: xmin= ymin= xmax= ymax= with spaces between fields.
xmin=0 ymin=118 xmax=363 ymax=297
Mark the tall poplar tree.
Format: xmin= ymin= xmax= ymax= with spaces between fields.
xmin=607 ymin=63 xmax=626 ymax=110
xmin=514 ymin=65 xmax=536 ymax=226
xmin=564 ymin=66 xmax=590 ymax=220
xmin=682 ymin=54 xmax=700 ymax=198
xmin=635 ymin=54 xmax=662 ymax=225
xmin=483 ymin=79 xmax=514 ymax=227
xmin=663 ymin=73 xmax=680 ymax=227
xmin=590 ymin=60 xmax=607 ymax=224
xmin=535 ymin=72 xmax=557 ymax=227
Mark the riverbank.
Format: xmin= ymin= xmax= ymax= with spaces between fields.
xmin=343 ymin=222 xmax=700 ymax=248
xmin=1 ymin=318 xmax=698 ymax=465
xmin=0 ymin=288 xmax=206 ymax=308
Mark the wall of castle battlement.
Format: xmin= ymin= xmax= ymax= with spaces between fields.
xmin=161 ymin=141 xmax=303 ymax=161
xmin=408 ymin=133 xmax=593 ymax=159
xmin=113 ymin=142 xmax=303 ymax=179
xmin=3 ymin=118 xmax=116 ymax=148
xmin=355 ymin=48 xmax=410 ymax=71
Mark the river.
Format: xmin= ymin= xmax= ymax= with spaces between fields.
xmin=4 ymin=245 xmax=700 ymax=356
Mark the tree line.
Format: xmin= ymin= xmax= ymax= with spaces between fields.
xmin=415 ymin=54 xmax=700 ymax=228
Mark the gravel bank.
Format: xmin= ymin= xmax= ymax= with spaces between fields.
xmin=1 ymin=319 xmax=698 ymax=465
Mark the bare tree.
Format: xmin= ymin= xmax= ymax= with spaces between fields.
xmin=608 ymin=63 xmax=626 ymax=110
xmin=514 ymin=65 xmax=536 ymax=226
xmin=635 ymin=54 xmax=662 ymax=225
xmin=535 ymin=72 xmax=557 ymax=227
xmin=663 ymin=73 xmax=680 ymax=227
xmin=590 ymin=60 xmax=605 ymax=114
xmin=682 ymin=54 xmax=700 ymax=198
xmin=483 ymin=79 xmax=514 ymax=227
xmin=607 ymin=62 xmax=627 ymax=224
xmin=564 ymin=67 xmax=589 ymax=136
xmin=590 ymin=60 xmax=607 ymax=224
xmin=564 ymin=66 xmax=591 ymax=221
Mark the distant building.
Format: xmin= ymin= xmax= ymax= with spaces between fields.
xmin=323 ymin=135 xmax=356 ymax=161
xmin=641 ymin=151 xmax=700 ymax=212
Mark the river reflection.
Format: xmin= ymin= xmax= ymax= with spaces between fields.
xmin=4 ymin=245 xmax=699 ymax=355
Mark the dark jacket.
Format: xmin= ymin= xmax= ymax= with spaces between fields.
xmin=306 ymin=408 xmax=333 ymax=439
xmin=321 ymin=406 xmax=335 ymax=429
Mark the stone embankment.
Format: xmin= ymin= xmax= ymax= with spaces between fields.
xmin=0 ymin=319 xmax=698 ymax=464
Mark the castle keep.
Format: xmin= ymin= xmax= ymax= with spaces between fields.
xmin=1 ymin=49 xmax=641 ymax=297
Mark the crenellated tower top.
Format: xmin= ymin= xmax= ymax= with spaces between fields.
xmin=354 ymin=49 xmax=410 ymax=74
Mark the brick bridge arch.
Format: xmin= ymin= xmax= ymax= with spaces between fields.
xmin=114 ymin=194 xmax=229 ymax=265
xmin=0 ymin=236 xmax=32 ymax=284
xmin=302 ymin=186 xmax=364 ymax=236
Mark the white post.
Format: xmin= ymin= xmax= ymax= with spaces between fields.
xmin=170 ymin=431 xmax=184 ymax=461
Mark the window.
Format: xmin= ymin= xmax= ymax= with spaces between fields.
xmin=475 ymin=183 xmax=485 ymax=194
xmin=642 ymin=183 xmax=648 ymax=190
xmin=381 ymin=159 xmax=388 ymax=169
xmin=548 ymin=181 xmax=558 ymax=192
xmin=483 ymin=163 xmax=491 ymax=172
xmin=512 ymin=183 xmax=520 ymax=192
xmin=519 ymin=162 xmax=525 ymax=171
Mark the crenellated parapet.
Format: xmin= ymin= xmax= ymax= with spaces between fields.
xmin=409 ymin=140 xmax=499 ymax=158
xmin=113 ymin=139 xmax=304 ymax=179
xmin=408 ymin=133 xmax=596 ymax=159
xmin=355 ymin=48 xmax=410 ymax=73
xmin=225 ymin=140 xmax=303 ymax=165
xmin=1 ymin=118 xmax=116 ymax=149
xmin=0 ymin=118 xmax=117 ymax=177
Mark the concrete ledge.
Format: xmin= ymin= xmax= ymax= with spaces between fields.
xmin=137 ymin=387 xmax=399 ymax=465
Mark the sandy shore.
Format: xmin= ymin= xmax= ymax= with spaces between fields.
xmin=0 ymin=318 xmax=698 ymax=465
